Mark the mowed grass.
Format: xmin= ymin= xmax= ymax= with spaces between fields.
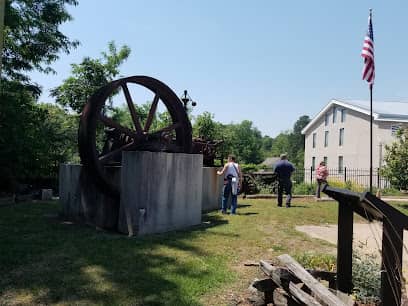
xmin=1 ymin=197 xmax=406 ymax=305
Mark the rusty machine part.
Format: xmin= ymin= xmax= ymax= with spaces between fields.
xmin=192 ymin=138 xmax=223 ymax=167
xmin=78 ymin=76 xmax=192 ymax=197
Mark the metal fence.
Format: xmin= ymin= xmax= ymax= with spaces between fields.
xmin=293 ymin=167 xmax=391 ymax=189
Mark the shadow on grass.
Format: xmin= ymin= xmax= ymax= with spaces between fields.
xmin=289 ymin=205 xmax=309 ymax=208
xmin=237 ymin=203 xmax=251 ymax=208
xmin=0 ymin=202 xmax=232 ymax=306
xmin=395 ymin=203 xmax=408 ymax=210
xmin=237 ymin=212 xmax=258 ymax=216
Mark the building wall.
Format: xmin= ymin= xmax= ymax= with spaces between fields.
xmin=304 ymin=104 xmax=405 ymax=171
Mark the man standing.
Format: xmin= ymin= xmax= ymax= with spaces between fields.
xmin=274 ymin=153 xmax=295 ymax=207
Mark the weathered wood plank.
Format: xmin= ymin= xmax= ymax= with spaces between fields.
xmin=289 ymin=282 xmax=322 ymax=306
xmin=251 ymin=277 xmax=276 ymax=292
xmin=260 ymin=260 xmax=292 ymax=288
xmin=278 ymin=254 xmax=346 ymax=306
xmin=260 ymin=260 xmax=336 ymax=285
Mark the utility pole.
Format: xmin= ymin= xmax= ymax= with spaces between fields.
xmin=0 ymin=0 xmax=5 ymax=79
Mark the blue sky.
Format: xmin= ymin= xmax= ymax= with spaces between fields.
xmin=30 ymin=0 xmax=408 ymax=137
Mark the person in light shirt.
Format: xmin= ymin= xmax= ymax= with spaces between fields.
xmin=217 ymin=154 xmax=242 ymax=215
xmin=315 ymin=161 xmax=329 ymax=199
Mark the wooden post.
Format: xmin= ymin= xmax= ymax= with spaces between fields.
xmin=381 ymin=220 xmax=403 ymax=306
xmin=336 ymin=201 xmax=354 ymax=293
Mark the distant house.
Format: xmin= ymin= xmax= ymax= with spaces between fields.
xmin=301 ymin=99 xmax=408 ymax=172
xmin=260 ymin=157 xmax=280 ymax=170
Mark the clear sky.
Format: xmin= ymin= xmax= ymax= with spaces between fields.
xmin=30 ymin=0 xmax=408 ymax=137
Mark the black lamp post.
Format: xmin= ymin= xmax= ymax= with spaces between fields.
xmin=180 ymin=90 xmax=197 ymax=111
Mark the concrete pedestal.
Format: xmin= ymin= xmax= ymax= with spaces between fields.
xmin=202 ymin=167 xmax=223 ymax=211
xmin=118 ymin=152 xmax=203 ymax=236
xmin=59 ymin=164 xmax=120 ymax=230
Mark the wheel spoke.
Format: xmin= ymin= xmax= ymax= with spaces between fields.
xmin=144 ymin=93 xmax=160 ymax=132
xmin=121 ymin=83 xmax=143 ymax=133
xmin=99 ymin=115 xmax=135 ymax=138
xmin=99 ymin=141 xmax=134 ymax=163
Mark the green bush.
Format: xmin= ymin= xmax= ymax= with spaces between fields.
xmin=294 ymin=247 xmax=381 ymax=305
xmin=293 ymin=182 xmax=315 ymax=195
xmin=380 ymin=187 xmax=404 ymax=196
xmin=352 ymin=242 xmax=381 ymax=304
xmin=240 ymin=163 xmax=260 ymax=173
xmin=257 ymin=182 xmax=275 ymax=194
xmin=326 ymin=179 xmax=365 ymax=192
xmin=294 ymin=252 xmax=336 ymax=272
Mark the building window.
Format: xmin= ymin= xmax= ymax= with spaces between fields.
xmin=339 ymin=128 xmax=344 ymax=146
xmin=324 ymin=156 xmax=328 ymax=166
xmin=391 ymin=125 xmax=401 ymax=136
xmin=312 ymin=133 xmax=316 ymax=148
xmin=312 ymin=157 xmax=316 ymax=170
xmin=333 ymin=106 xmax=337 ymax=123
xmin=324 ymin=131 xmax=329 ymax=147
xmin=325 ymin=113 xmax=329 ymax=126
xmin=341 ymin=109 xmax=346 ymax=122
xmin=338 ymin=156 xmax=344 ymax=173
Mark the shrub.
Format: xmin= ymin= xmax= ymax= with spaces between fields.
xmin=240 ymin=163 xmax=260 ymax=173
xmin=326 ymin=179 xmax=365 ymax=192
xmin=293 ymin=182 xmax=315 ymax=195
xmin=294 ymin=245 xmax=381 ymax=305
xmin=294 ymin=252 xmax=336 ymax=272
xmin=258 ymin=183 xmax=274 ymax=194
xmin=380 ymin=187 xmax=404 ymax=196
xmin=352 ymin=242 xmax=381 ymax=304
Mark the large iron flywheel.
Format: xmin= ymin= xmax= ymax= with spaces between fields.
xmin=78 ymin=76 xmax=193 ymax=197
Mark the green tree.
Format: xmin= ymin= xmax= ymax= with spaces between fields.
xmin=2 ymin=0 xmax=79 ymax=88
xmin=288 ymin=115 xmax=310 ymax=167
xmin=227 ymin=120 xmax=263 ymax=164
xmin=381 ymin=129 xmax=408 ymax=190
xmin=0 ymin=82 xmax=79 ymax=192
xmin=261 ymin=135 xmax=273 ymax=152
xmin=267 ymin=115 xmax=310 ymax=167
xmin=51 ymin=41 xmax=131 ymax=113
xmin=110 ymin=101 xmax=172 ymax=132
xmin=0 ymin=0 xmax=78 ymax=191
xmin=192 ymin=112 xmax=222 ymax=140
xmin=270 ymin=131 xmax=291 ymax=157
xmin=36 ymin=103 xmax=79 ymax=171
xmin=0 ymin=81 xmax=40 ymax=190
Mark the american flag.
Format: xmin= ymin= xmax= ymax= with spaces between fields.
xmin=361 ymin=10 xmax=375 ymax=86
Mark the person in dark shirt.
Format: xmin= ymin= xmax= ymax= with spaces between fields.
xmin=274 ymin=153 xmax=295 ymax=207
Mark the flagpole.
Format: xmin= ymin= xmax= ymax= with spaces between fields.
xmin=370 ymin=84 xmax=373 ymax=193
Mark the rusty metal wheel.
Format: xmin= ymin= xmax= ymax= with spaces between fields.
xmin=78 ymin=76 xmax=192 ymax=197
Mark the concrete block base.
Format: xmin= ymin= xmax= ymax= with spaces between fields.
xmin=59 ymin=164 xmax=120 ymax=230
xmin=118 ymin=152 xmax=203 ymax=236
xmin=202 ymin=167 xmax=223 ymax=211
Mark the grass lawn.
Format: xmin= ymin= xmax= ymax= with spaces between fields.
xmin=1 ymin=198 xmax=407 ymax=305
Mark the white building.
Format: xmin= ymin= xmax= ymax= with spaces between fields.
xmin=301 ymin=99 xmax=408 ymax=173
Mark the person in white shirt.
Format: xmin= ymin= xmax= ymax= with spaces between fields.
xmin=217 ymin=154 xmax=242 ymax=214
